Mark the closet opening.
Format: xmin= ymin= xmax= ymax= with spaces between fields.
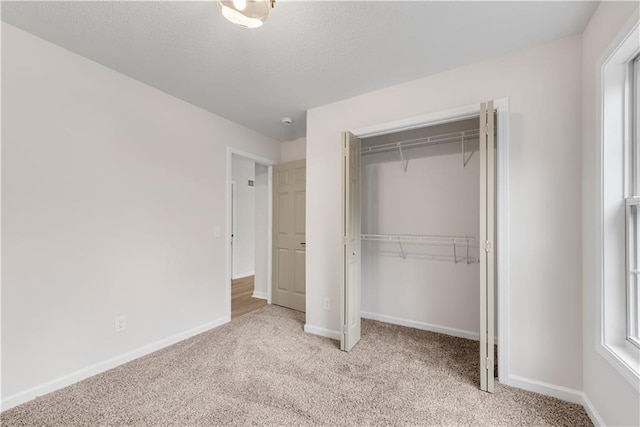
xmin=342 ymin=100 xmax=506 ymax=393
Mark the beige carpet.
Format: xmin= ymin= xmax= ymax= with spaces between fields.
xmin=2 ymin=305 xmax=591 ymax=426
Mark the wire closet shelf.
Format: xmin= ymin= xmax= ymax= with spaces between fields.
xmin=360 ymin=128 xmax=482 ymax=171
xmin=361 ymin=233 xmax=479 ymax=264
xmin=360 ymin=129 xmax=481 ymax=155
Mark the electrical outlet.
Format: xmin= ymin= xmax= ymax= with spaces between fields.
xmin=324 ymin=298 xmax=330 ymax=311
xmin=115 ymin=315 xmax=126 ymax=333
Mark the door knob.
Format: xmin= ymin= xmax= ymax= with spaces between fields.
xmin=301 ymin=242 xmax=306 ymax=245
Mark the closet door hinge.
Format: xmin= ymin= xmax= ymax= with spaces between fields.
xmin=343 ymin=236 xmax=348 ymax=245
xmin=485 ymin=357 xmax=492 ymax=370
xmin=343 ymin=147 xmax=348 ymax=157
xmin=483 ymin=240 xmax=492 ymax=252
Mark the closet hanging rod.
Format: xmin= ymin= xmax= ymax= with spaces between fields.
xmin=361 ymin=129 xmax=481 ymax=155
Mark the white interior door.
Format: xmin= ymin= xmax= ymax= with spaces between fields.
xmin=272 ymin=160 xmax=306 ymax=312
xmin=341 ymin=132 xmax=361 ymax=351
xmin=480 ymin=101 xmax=496 ymax=392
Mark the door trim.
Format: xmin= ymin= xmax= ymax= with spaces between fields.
xmin=231 ymin=180 xmax=235 ymax=279
xmin=348 ymin=99 xmax=510 ymax=384
xmin=226 ymin=147 xmax=275 ymax=321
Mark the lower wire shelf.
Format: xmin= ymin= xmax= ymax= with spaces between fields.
xmin=361 ymin=233 xmax=479 ymax=263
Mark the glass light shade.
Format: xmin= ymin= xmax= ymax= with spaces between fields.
xmin=217 ymin=0 xmax=271 ymax=29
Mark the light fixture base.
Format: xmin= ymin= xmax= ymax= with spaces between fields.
xmin=218 ymin=0 xmax=272 ymax=29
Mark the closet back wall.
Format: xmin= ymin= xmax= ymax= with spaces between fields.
xmin=361 ymin=119 xmax=481 ymax=337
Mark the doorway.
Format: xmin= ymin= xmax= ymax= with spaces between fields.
xmin=341 ymin=100 xmax=509 ymax=392
xmin=227 ymin=148 xmax=274 ymax=320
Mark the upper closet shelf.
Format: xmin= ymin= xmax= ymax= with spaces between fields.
xmin=360 ymin=128 xmax=481 ymax=171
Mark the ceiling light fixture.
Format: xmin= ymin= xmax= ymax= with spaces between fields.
xmin=217 ymin=0 xmax=275 ymax=29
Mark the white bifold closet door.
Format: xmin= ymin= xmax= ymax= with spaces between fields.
xmin=479 ymin=101 xmax=496 ymax=393
xmin=341 ymin=104 xmax=496 ymax=393
xmin=341 ymin=131 xmax=361 ymax=351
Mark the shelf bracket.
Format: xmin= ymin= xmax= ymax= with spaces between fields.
xmin=453 ymin=239 xmax=457 ymax=264
xmin=466 ymin=237 xmax=470 ymax=264
xmin=398 ymin=143 xmax=409 ymax=173
xmin=398 ymin=240 xmax=407 ymax=259
xmin=462 ymin=133 xmax=475 ymax=167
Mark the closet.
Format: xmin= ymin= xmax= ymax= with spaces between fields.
xmin=342 ymin=103 xmax=497 ymax=392
xmin=360 ymin=118 xmax=481 ymax=338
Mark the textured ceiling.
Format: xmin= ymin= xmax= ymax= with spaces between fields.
xmin=2 ymin=1 xmax=598 ymax=141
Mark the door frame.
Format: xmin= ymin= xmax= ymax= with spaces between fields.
xmin=231 ymin=180 xmax=235 ymax=278
xmin=347 ymin=98 xmax=510 ymax=384
xmin=226 ymin=147 xmax=275 ymax=320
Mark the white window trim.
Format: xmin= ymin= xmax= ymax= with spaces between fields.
xmin=629 ymin=56 xmax=640 ymax=349
xmin=596 ymin=14 xmax=640 ymax=392
xmin=626 ymin=196 xmax=640 ymax=348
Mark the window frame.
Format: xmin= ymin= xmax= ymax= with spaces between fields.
xmin=598 ymin=16 xmax=640 ymax=392
xmin=628 ymin=56 xmax=640 ymax=348
xmin=626 ymin=196 xmax=640 ymax=348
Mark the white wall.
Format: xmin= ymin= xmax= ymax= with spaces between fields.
xmin=581 ymin=3 xmax=640 ymax=426
xmin=231 ymin=155 xmax=255 ymax=278
xmin=280 ymin=137 xmax=306 ymax=162
xmin=307 ymin=35 xmax=584 ymax=392
xmin=1 ymin=24 xmax=280 ymax=405
xmin=361 ymin=119 xmax=480 ymax=337
xmin=253 ymin=163 xmax=269 ymax=299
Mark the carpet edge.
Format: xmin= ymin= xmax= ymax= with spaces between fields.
xmin=304 ymin=323 xmax=340 ymax=340
xmin=361 ymin=310 xmax=481 ymax=341
xmin=582 ymin=393 xmax=605 ymax=427
xmin=1 ymin=315 xmax=230 ymax=412
xmin=508 ymin=374 xmax=584 ymax=404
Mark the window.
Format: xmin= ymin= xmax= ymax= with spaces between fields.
xmin=627 ymin=196 xmax=640 ymax=346
xmin=628 ymin=56 xmax=640 ymax=348
xmin=600 ymin=19 xmax=640 ymax=390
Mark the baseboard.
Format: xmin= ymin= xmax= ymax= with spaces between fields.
xmin=361 ymin=311 xmax=480 ymax=341
xmin=252 ymin=291 xmax=268 ymax=300
xmin=581 ymin=393 xmax=605 ymax=427
xmin=232 ymin=271 xmax=254 ymax=280
xmin=303 ymin=324 xmax=340 ymax=340
xmin=1 ymin=315 xmax=230 ymax=412
xmin=508 ymin=376 xmax=604 ymax=425
xmin=508 ymin=374 xmax=584 ymax=405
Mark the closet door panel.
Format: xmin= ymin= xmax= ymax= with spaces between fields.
xmin=480 ymin=101 xmax=495 ymax=393
xmin=342 ymin=131 xmax=362 ymax=352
